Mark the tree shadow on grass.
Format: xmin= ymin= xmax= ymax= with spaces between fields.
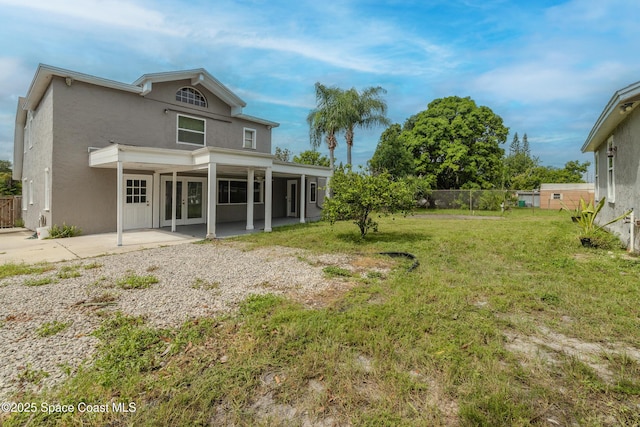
xmin=336 ymin=230 xmax=431 ymax=245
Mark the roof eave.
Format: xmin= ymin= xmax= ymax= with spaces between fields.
xmin=582 ymin=80 xmax=640 ymax=153
xmin=23 ymin=64 xmax=142 ymax=111
xmin=234 ymin=113 xmax=280 ymax=128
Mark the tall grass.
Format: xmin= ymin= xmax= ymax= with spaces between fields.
xmin=4 ymin=211 xmax=639 ymax=426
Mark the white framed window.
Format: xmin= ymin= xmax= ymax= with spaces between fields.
xmin=607 ymin=136 xmax=615 ymax=202
xmin=218 ymin=179 xmax=263 ymax=204
xmin=177 ymin=114 xmax=206 ymax=146
xmin=22 ymin=178 xmax=28 ymax=210
xmin=243 ymin=128 xmax=256 ymax=149
xmin=552 ymin=193 xmax=561 ymax=200
xmin=44 ymin=168 xmax=50 ymax=211
xmin=309 ymin=182 xmax=317 ymax=203
xmin=176 ymin=87 xmax=207 ymax=107
xmin=27 ymin=111 xmax=33 ymax=149
xmin=594 ymin=151 xmax=599 ymax=200
xmin=29 ymin=180 xmax=33 ymax=205
xmin=125 ymin=179 xmax=147 ymax=204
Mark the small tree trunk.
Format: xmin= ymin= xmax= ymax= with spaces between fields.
xmin=345 ymin=127 xmax=354 ymax=166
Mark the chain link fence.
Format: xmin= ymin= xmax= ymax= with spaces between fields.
xmin=420 ymin=190 xmax=539 ymax=211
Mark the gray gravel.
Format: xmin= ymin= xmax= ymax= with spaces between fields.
xmin=0 ymin=241 xmax=353 ymax=400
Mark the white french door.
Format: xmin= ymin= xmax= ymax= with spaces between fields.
xmin=160 ymin=177 xmax=207 ymax=226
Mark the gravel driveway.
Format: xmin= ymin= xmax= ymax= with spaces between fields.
xmin=0 ymin=241 xmax=357 ymax=400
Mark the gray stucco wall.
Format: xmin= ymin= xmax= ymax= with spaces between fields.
xmin=43 ymin=76 xmax=274 ymax=234
xmin=21 ymin=84 xmax=54 ymax=231
xmin=594 ymin=107 xmax=640 ymax=249
xmin=19 ymin=74 xmax=327 ymax=235
xmin=305 ymin=177 xmax=324 ymax=220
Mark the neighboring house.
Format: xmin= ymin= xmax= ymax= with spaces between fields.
xmin=13 ymin=64 xmax=332 ymax=244
xmin=539 ymin=183 xmax=594 ymax=210
xmin=581 ymin=79 xmax=640 ymax=250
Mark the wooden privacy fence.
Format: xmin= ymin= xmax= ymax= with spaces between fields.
xmin=0 ymin=196 xmax=22 ymax=228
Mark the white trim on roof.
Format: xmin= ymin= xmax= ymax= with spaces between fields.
xmin=133 ymin=68 xmax=246 ymax=110
xmin=582 ymin=80 xmax=640 ymax=153
xmin=20 ymin=64 xmax=279 ymax=128
xmin=22 ymin=64 xmax=142 ymax=111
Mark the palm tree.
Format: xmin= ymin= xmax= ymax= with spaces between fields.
xmin=307 ymin=83 xmax=346 ymax=170
xmin=342 ymin=86 xmax=390 ymax=166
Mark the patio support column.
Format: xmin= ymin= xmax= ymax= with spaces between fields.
xmin=246 ymin=168 xmax=254 ymax=230
xmin=116 ymin=160 xmax=123 ymax=246
xmin=264 ymin=167 xmax=272 ymax=232
xmin=325 ymin=176 xmax=331 ymax=199
xmin=171 ymin=171 xmax=177 ymax=232
xmin=152 ymin=172 xmax=160 ymax=229
xmin=300 ymin=174 xmax=306 ymax=223
xmin=206 ymin=162 xmax=217 ymax=239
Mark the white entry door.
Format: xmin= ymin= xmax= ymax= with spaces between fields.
xmin=161 ymin=177 xmax=207 ymax=226
xmin=286 ymin=180 xmax=298 ymax=217
xmin=123 ymin=174 xmax=152 ymax=230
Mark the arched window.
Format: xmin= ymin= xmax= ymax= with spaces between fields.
xmin=176 ymin=87 xmax=207 ymax=107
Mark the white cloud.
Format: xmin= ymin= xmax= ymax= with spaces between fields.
xmin=0 ymin=0 xmax=182 ymax=35
xmin=471 ymin=60 xmax=629 ymax=104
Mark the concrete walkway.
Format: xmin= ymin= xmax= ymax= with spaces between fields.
xmin=0 ymin=217 xmax=308 ymax=265
xmin=0 ymin=228 xmax=201 ymax=264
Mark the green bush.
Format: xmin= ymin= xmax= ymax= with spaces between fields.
xmin=48 ymin=223 xmax=82 ymax=239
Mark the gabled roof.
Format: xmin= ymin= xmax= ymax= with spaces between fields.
xmin=582 ymin=80 xmax=640 ymax=152
xmin=22 ymin=64 xmax=142 ymax=112
xmin=133 ymin=68 xmax=247 ymax=114
xmin=18 ymin=64 xmax=278 ymax=127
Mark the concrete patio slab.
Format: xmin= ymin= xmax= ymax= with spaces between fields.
xmin=0 ymin=217 xmax=310 ymax=265
xmin=0 ymin=228 xmax=201 ymax=264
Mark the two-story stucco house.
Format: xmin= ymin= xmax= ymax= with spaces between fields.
xmin=581 ymin=79 xmax=640 ymax=250
xmin=13 ymin=64 xmax=332 ymax=244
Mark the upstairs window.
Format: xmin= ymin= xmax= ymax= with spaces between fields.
xmin=177 ymin=114 xmax=206 ymax=146
xmin=176 ymin=87 xmax=207 ymax=107
xmin=243 ymin=128 xmax=256 ymax=149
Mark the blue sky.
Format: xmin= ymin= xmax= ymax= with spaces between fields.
xmin=1 ymin=0 xmax=639 ymax=177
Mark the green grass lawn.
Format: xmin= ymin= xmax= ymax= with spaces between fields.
xmin=3 ymin=210 xmax=640 ymax=426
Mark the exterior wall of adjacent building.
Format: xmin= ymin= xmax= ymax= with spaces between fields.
xmin=539 ymin=183 xmax=594 ymax=210
xmin=592 ymin=107 xmax=640 ymax=249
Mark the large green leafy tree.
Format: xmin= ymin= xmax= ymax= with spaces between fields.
xmin=293 ymin=150 xmax=330 ymax=167
xmin=401 ymin=96 xmax=508 ymax=189
xmin=342 ymin=86 xmax=390 ymax=166
xmin=528 ymin=160 xmax=590 ymax=188
xmin=323 ymin=166 xmax=414 ymax=238
xmin=0 ymin=160 xmax=21 ymax=196
xmin=307 ymin=83 xmax=345 ymax=170
xmin=368 ymin=124 xmax=414 ymax=178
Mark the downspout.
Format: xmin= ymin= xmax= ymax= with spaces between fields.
xmin=628 ymin=208 xmax=636 ymax=253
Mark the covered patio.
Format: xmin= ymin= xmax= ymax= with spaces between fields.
xmin=89 ymin=144 xmax=331 ymax=246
